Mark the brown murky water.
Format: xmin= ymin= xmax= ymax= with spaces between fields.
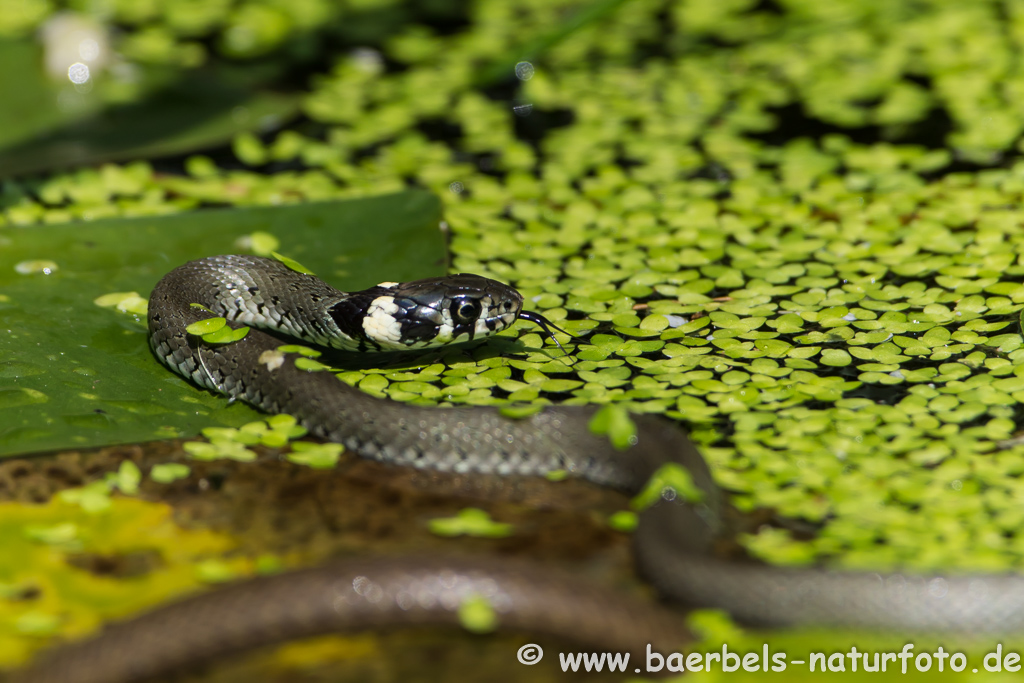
xmin=2 ymin=440 xmax=664 ymax=682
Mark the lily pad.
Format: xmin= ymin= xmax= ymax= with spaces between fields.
xmin=0 ymin=190 xmax=443 ymax=457
xmin=0 ymin=38 xmax=300 ymax=178
xmin=0 ymin=40 xmax=99 ymax=156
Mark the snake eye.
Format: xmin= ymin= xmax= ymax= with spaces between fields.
xmin=450 ymin=297 xmax=482 ymax=324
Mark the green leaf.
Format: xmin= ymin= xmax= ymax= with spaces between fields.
xmin=544 ymin=469 xmax=568 ymax=482
xmin=202 ymin=427 xmax=242 ymax=442
xmin=201 ymin=325 xmax=250 ymax=344
xmin=631 ymin=463 xmax=706 ymax=510
xmin=239 ymin=231 xmax=281 ymax=257
xmin=259 ymin=430 xmax=288 ymax=448
xmin=267 ymin=414 xmax=298 ymax=429
xmin=498 ymin=403 xmax=545 ymax=419
xmin=458 ymin=594 xmax=498 ymax=634
xmin=286 ymin=442 xmax=343 ymax=469
xmin=186 ymin=317 xmax=227 ymax=336
xmin=820 ymin=349 xmax=852 ymax=367
xmin=57 ymin=481 xmax=114 ymax=513
xmin=0 ymin=191 xmax=443 ymax=457
xmin=428 ymin=508 xmax=514 ymax=538
xmin=93 ymin=292 xmax=141 ymax=308
xmin=588 ymin=403 xmax=637 ymax=450
xmin=239 ymin=421 xmax=268 ymax=436
xmin=277 ymin=345 xmax=322 ymax=358
xmin=271 ymin=252 xmax=316 ymax=276
xmin=107 ymin=460 xmax=142 ymax=495
xmin=183 ymin=440 xmax=256 ymax=462
xmin=149 ymin=463 xmax=191 ymax=484
xmin=607 ymin=510 xmax=638 ymax=532
xmin=294 ymin=357 xmax=330 ymax=372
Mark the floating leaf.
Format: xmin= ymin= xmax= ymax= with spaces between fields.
xmin=607 ymin=510 xmax=638 ymax=532
xmin=271 ymin=252 xmax=316 ymax=276
xmin=294 ymin=357 xmax=330 ymax=372
xmin=588 ymin=403 xmax=637 ymax=450
xmin=544 ymin=469 xmax=568 ymax=482
xmin=237 ymin=231 xmax=280 ymax=257
xmin=428 ymin=508 xmax=514 ymax=538
xmin=458 ymin=594 xmax=498 ymax=634
xmin=106 ymin=460 xmax=141 ymax=495
xmin=277 ymin=345 xmax=321 ymax=358
xmin=286 ymin=442 xmax=343 ymax=469
xmin=201 ymin=325 xmax=249 ymax=345
xmin=14 ymin=260 xmax=58 ymax=275
xmin=93 ymin=292 xmax=141 ymax=308
xmin=185 ymin=318 xmax=227 ymax=336
xmin=498 ymin=403 xmax=545 ymax=419
xmin=56 ymin=481 xmax=113 ymax=513
xmin=0 ymin=191 xmax=443 ymax=457
xmin=631 ymin=464 xmax=706 ymax=510
xmin=149 ymin=463 xmax=191 ymax=484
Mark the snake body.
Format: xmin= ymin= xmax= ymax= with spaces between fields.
xmin=15 ymin=255 xmax=1024 ymax=682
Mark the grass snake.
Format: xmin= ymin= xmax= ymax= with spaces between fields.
xmin=15 ymin=254 xmax=1024 ymax=682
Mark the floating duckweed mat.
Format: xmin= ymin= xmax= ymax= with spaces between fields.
xmin=8 ymin=0 xmax=1024 ymax=679
xmin=0 ymin=190 xmax=443 ymax=456
xmin=4 ymin=0 xmax=1024 ymax=579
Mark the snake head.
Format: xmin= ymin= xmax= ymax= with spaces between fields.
xmin=355 ymin=274 xmax=524 ymax=349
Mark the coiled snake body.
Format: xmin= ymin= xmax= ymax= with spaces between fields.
xmin=16 ymin=255 xmax=1024 ymax=682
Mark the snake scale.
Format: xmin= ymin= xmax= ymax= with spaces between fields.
xmin=14 ymin=254 xmax=1024 ymax=682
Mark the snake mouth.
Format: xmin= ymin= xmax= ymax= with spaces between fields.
xmin=517 ymin=310 xmax=583 ymax=354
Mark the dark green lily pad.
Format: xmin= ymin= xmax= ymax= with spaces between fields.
xmin=0 ymin=40 xmax=100 ymax=156
xmin=0 ymin=39 xmax=299 ymax=178
xmin=0 ymin=190 xmax=443 ymax=457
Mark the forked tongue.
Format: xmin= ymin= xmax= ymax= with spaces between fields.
xmin=517 ymin=311 xmax=584 ymax=355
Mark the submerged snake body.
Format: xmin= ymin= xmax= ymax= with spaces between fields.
xmin=17 ymin=255 xmax=1024 ymax=682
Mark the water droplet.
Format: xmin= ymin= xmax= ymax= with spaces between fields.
xmin=15 ymin=260 xmax=58 ymax=275
xmin=514 ymin=61 xmax=534 ymax=80
xmin=67 ymin=62 xmax=90 ymax=84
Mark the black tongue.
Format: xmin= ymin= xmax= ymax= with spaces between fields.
xmin=517 ymin=311 xmax=585 ymax=354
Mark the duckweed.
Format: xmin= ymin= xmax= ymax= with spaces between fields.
xmin=428 ymin=508 xmax=514 ymax=538
xmin=188 ymin=416 xmax=307 ymax=459
xmin=632 ymin=464 xmax=706 ymax=511
xmin=149 ymin=463 xmax=191 ymax=483
xmin=457 ymin=594 xmax=498 ymax=634
xmin=271 ymin=252 xmax=315 ymax=276
xmin=9 ymin=0 xmax=1024 ymax=602
xmin=286 ymin=442 xmax=343 ymax=469
xmin=93 ymin=291 xmax=148 ymax=316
